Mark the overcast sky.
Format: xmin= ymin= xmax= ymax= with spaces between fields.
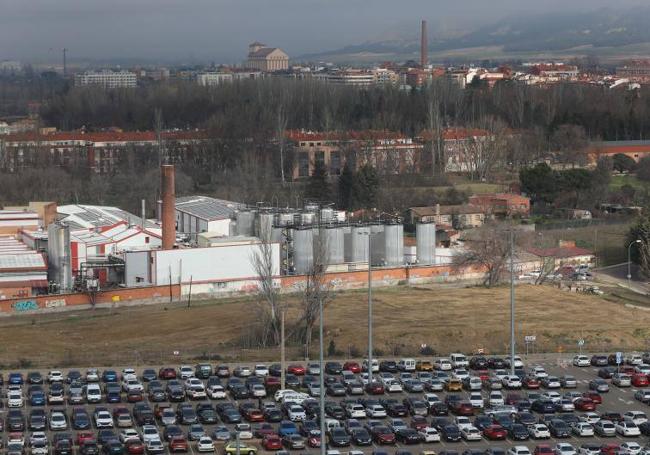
xmin=0 ymin=0 xmax=645 ymax=64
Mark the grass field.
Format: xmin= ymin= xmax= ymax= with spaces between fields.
xmin=610 ymin=175 xmax=650 ymax=191
xmin=0 ymin=283 xmax=648 ymax=369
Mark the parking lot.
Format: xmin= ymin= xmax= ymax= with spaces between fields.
xmin=1 ymin=353 xmax=650 ymax=455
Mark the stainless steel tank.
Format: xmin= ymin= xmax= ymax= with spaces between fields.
xmin=324 ymin=225 xmax=345 ymax=265
xmin=345 ymin=225 xmax=370 ymax=263
xmin=292 ymin=227 xmax=314 ymax=274
xmin=235 ymin=210 xmax=255 ymax=236
xmin=384 ymin=223 xmax=404 ymax=267
xmin=416 ymin=222 xmax=436 ymax=265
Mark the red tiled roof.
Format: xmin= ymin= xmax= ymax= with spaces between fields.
xmin=526 ymin=246 xmax=593 ymax=259
xmin=286 ymin=130 xmax=407 ymax=142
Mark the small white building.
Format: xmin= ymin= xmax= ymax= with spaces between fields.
xmin=196 ymin=72 xmax=233 ymax=86
xmin=74 ymin=70 xmax=137 ymax=88
xmin=175 ymin=196 xmax=242 ymax=239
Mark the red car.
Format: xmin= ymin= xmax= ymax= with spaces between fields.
xmin=371 ymin=426 xmax=396 ymax=445
xmin=534 ymin=445 xmax=553 ymax=455
xmin=253 ymin=423 xmax=276 ymax=439
xmin=125 ymin=440 xmax=145 ymax=455
xmin=574 ymin=398 xmax=596 ymax=411
xmin=307 ymin=434 xmax=321 ymax=448
xmin=505 ymin=393 xmax=522 ymax=405
xmin=127 ymin=391 xmax=143 ymax=403
xmin=410 ymin=416 xmax=428 ymax=431
xmin=476 ymin=370 xmax=490 ymax=381
xmin=601 ymin=444 xmax=620 ymax=455
xmin=582 ymin=391 xmax=602 ymax=404
xmin=244 ymin=409 xmax=265 ymax=422
xmin=621 ymin=366 xmax=636 ymax=375
xmin=483 ymin=425 xmax=507 ymax=441
xmin=287 ymin=364 xmax=306 ymax=376
xmin=632 ymin=374 xmax=649 ymax=387
xmin=262 ymin=435 xmax=283 ymax=451
xmin=523 ymin=376 xmax=540 ymax=389
xmin=343 ymin=362 xmax=361 ymax=373
xmin=77 ymin=432 xmax=96 ymax=446
xmin=158 ymin=368 xmax=177 ymax=380
xmin=451 ymin=401 xmax=474 ymax=416
xmin=169 ymin=436 xmax=188 ymax=453
xmin=365 ymin=382 xmax=385 ymax=395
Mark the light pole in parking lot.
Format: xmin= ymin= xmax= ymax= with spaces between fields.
xmin=509 ymin=229 xmax=516 ymax=376
xmin=627 ymin=239 xmax=642 ymax=287
xmin=357 ymin=229 xmax=374 ymax=384
xmin=318 ymin=286 xmax=326 ymax=455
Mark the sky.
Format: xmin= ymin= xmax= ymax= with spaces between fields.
xmin=0 ymin=0 xmax=645 ymax=65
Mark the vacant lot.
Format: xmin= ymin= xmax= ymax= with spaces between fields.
xmin=0 ymin=283 xmax=648 ymax=369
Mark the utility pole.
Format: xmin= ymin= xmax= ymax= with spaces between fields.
xmin=510 ymin=229 xmax=516 ymax=376
xmin=62 ymin=48 xmax=67 ymax=77
xmin=319 ymin=296 xmax=326 ymax=455
xmin=280 ymin=309 xmax=286 ymax=390
xmin=367 ymin=231 xmax=373 ymax=384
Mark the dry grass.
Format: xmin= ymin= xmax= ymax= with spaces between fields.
xmin=0 ymin=284 xmax=648 ymax=368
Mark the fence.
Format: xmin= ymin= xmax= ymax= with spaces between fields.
xmin=535 ymin=218 xmax=632 ymax=231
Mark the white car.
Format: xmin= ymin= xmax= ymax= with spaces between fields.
xmin=434 ymin=358 xmax=452 ymax=371
xmin=555 ymin=443 xmax=577 ymax=455
xmin=307 ymin=363 xmax=321 ymax=375
xmin=635 ymin=364 xmax=650 ymax=375
xmin=544 ymin=376 xmax=561 ymax=388
xmin=419 ymin=426 xmax=441 ymax=442
xmin=620 ymin=442 xmax=642 ymax=455
xmin=454 ymin=416 xmax=473 ymax=431
xmin=616 ymin=420 xmax=641 ymax=437
xmin=507 ymin=356 xmax=525 ymax=369
xmin=572 ymin=355 xmax=590 ymax=367
xmin=85 ymin=383 xmax=102 ymax=403
xmin=142 ymin=425 xmax=160 ymax=444
xmin=362 ymin=359 xmax=379 ymax=372
xmin=254 ymin=365 xmax=269 ymax=376
xmin=119 ymin=429 xmax=141 ymax=443
xmin=251 ymin=384 xmax=266 ymax=397
xmin=7 ymin=390 xmax=23 ymax=408
xmin=424 ymin=393 xmax=441 ymax=407
xmin=508 ymin=446 xmax=532 ymax=455
xmin=179 ymin=366 xmax=195 ymax=379
xmin=542 ymin=391 xmax=562 ymax=403
xmin=612 ymin=373 xmax=632 ymax=387
xmin=465 ymin=377 xmax=483 ymax=391
xmin=594 ymin=420 xmax=616 ymax=437
xmin=383 ymin=378 xmax=403 ymax=392
xmin=488 ymin=391 xmax=504 ymax=406
xmin=197 ymin=436 xmax=215 ymax=452
xmin=453 ymin=369 xmax=470 ymax=380
xmin=366 ymin=404 xmax=386 ymax=418
xmin=533 ymin=366 xmax=548 ymax=379
xmin=502 ymin=375 xmax=522 ymax=389
xmin=146 ymin=440 xmax=164 ymax=454
xmin=557 ymin=398 xmax=575 ymax=412
xmin=624 ymin=411 xmax=648 ymax=425
xmin=50 ymin=410 xmax=68 ymax=430
xmin=30 ymin=441 xmax=48 ymax=455
xmin=94 ymin=409 xmax=114 ymax=428
xmin=123 ymin=379 xmax=144 ymax=393
xmin=493 ymin=369 xmax=508 ymax=380
xmin=86 ymin=369 xmax=100 ymax=382
xmin=207 ymin=384 xmax=226 ymax=399
xmin=122 ymin=368 xmax=137 ymax=381
xmin=48 ymin=370 xmax=64 ymax=383
xmin=30 ymin=432 xmax=48 ymax=445
xmin=234 ymin=423 xmax=253 ymax=440
xmin=233 ymin=366 xmax=252 ymax=377
xmin=469 ymin=392 xmax=484 ymax=408
xmin=345 ymin=404 xmax=366 ymax=419
xmin=187 ymin=385 xmax=207 ymax=399
xmin=288 ymin=405 xmax=307 ymax=422
xmin=627 ymin=354 xmax=644 ymax=366
xmin=529 ymin=424 xmax=551 ymax=439
xmin=461 ymin=426 xmax=482 ymax=441
xmin=581 ymin=412 xmax=600 ymax=424
xmin=572 ymin=422 xmax=594 ymax=437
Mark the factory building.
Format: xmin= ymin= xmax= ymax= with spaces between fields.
xmin=175 ymin=196 xmax=242 ymax=239
xmin=0 ymin=235 xmax=48 ymax=299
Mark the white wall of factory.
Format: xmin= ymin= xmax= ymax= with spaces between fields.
xmin=123 ymin=242 xmax=281 ymax=291
xmin=175 ymin=210 xmax=230 ymax=237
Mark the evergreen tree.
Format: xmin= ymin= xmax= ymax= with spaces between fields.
xmin=355 ymin=164 xmax=380 ymax=209
xmin=337 ymin=162 xmax=355 ymax=210
xmin=305 ymin=160 xmax=330 ymax=201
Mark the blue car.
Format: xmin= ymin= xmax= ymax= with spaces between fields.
xmin=278 ymin=420 xmax=299 ymax=437
xmin=8 ymin=372 xmax=23 ymax=385
xmin=30 ymin=391 xmax=46 ymax=406
xmin=102 ymin=370 xmax=118 ymax=383
xmin=106 ymin=391 xmax=122 ymax=403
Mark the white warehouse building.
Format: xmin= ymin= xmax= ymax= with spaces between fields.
xmin=175 ymin=196 xmax=242 ymax=239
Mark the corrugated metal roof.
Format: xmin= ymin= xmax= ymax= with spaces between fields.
xmin=175 ymin=196 xmax=242 ymax=221
xmin=0 ymin=253 xmax=46 ymax=269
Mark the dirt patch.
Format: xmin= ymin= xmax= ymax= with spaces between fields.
xmin=0 ymin=284 xmax=647 ymax=368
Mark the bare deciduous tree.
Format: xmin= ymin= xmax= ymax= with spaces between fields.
xmin=251 ymin=238 xmax=282 ymax=347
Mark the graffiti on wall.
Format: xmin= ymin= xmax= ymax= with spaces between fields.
xmin=45 ymin=299 xmax=66 ymax=309
xmin=12 ymin=300 xmax=39 ymax=312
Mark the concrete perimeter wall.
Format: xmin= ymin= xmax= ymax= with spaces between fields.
xmin=0 ymin=264 xmax=485 ymax=315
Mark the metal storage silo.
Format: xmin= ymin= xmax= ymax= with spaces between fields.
xmin=278 ymin=212 xmax=295 ymax=226
xmin=384 ymin=223 xmax=404 ymax=267
xmin=320 ymin=208 xmax=334 ymax=223
xmin=370 ymin=224 xmax=385 ymax=266
xmin=236 ymin=210 xmax=255 ymax=236
xmin=416 ymin=222 xmax=436 ymax=265
xmin=345 ymin=225 xmax=370 ymax=263
xmin=324 ymin=226 xmax=345 ymax=265
xmin=256 ymin=212 xmax=275 ymax=241
xmin=271 ymin=227 xmax=284 ymax=243
xmin=292 ymin=227 xmax=314 ymax=274
xmin=300 ymin=212 xmax=315 ymax=225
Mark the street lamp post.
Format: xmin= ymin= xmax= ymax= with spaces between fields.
xmin=510 ymin=229 xmax=516 ymax=376
xmin=367 ymin=231 xmax=373 ymax=385
xmin=318 ymin=295 xmax=325 ymax=455
xmin=628 ymin=239 xmax=642 ymax=287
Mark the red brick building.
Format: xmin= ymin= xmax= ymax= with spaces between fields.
xmin=468 ymin=193 xmax=530 ymax=217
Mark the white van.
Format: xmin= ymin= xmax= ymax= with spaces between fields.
xmin=398 ymin=358 xmax=416 ymax=371
xmin=85 ymin=383 xmax=102 ymax=403
xmin=450 ymin=353 xmax=468 ymax=368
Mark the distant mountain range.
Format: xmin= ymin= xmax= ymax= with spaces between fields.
xmin=301 ymin=8 xmax=650 ymax=63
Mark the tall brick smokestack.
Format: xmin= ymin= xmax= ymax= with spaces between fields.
xmin=161 ymin=164 xmax=176 ymax=249
xmin=420 ymin=20 xmax=428 ymax=68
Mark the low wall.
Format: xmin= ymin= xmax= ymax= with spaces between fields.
xmin=0 ymin=285 xmax=181 ymax=314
